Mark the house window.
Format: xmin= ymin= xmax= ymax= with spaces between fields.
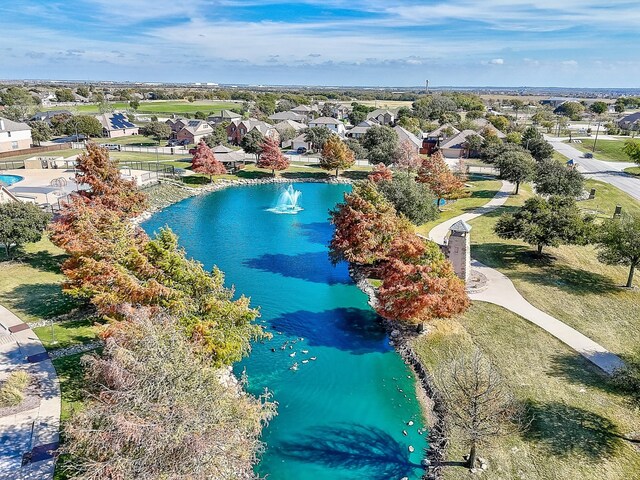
xmin=11 ymin=141 xmax=18 ymax=149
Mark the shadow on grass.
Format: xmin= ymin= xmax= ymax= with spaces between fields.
xmin=281 ymin=171 xmax=330 ymax=180
xmin=342 ymin=170 xmax=370 ymax=181
xmin=236 ymin=169 xmax=273 ymax=179
xmin=16 ymin=249 xmax=67 ymax=274
xmin=0 ymin=283 xmax=78 ymax=320
xmin=276 ymin=424 xmax=423 ymax=480
xmin=472 ymin=243 xmax=618 ymax=295
xmin=181 ymin=175 xmax=211 ymax=186
xmin=522 ymin=400 xmax=624 ymax=460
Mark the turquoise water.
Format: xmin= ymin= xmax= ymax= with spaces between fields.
xmin=0 ymin=174 xmax=23 ymax=186
xmin=143 ymin=183 xmax=426 ymax=480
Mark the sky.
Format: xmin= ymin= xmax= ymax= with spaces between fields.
xmin=1 ymin=0 xmax=639 ymax=87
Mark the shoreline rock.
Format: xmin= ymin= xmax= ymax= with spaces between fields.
xmin=349 ymin=264 xmax=448 ymax=480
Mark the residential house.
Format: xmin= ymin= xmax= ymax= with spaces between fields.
xmin=291 ymin=105 xmax=317 ymax=122
xmin=421 ymin=124 xmax=460 ymax=154
xmin=439 ymin=129 xmax=479 ymax=159
xmin=394 ymin=125 xmax=422 ymax=152
xmin=366 ymin=109 xmax=396 ymax=126
xmin=618 ymin=112 xmax=640 ymax=131
xmin=346 ymin=120 xmax=378 ymax=139
xmin=166 ymin=118 xmax=191 ymax=134
xmin=175 ymin=120 xmax=214 ymax=145
xmin=329 ymin=104 xmax=351 ymax=121
xmin=268 ymin=111 xmax=307 ymax=123
xmin=274 ymin=120 xmax=307 ymax=148
xmin=207 ymin=109 xmax=241 ymax=125
xmin=308 ymin=117 xmax=346 ymax=136
xmin=226 ymin=118 xmax=278 ymax=145
xmin=31 ymin=110 xmax=72 ymax=125
xmin=291 ymin=133 xmax=312 ymax=152
xmin=0 ymin=117 xmax=32 ymax=153
xmin=96 ymin=112 xmax=139 ymax=138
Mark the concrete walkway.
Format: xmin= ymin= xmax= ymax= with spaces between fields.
xmin=546 ymin=135 xmax=640 ymax=202
xmin=429 ymin=182 xmax=624 ymax=374
xmin=0 ymin=304 xmax=60 ymax=480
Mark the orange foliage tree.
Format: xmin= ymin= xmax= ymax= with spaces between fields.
xmin=417 ymin=150 xmax=467 ymax=208
xmin=320 ymin=135 xmax=355 ymax=177
xmin=191 ymin=140 xmax=226 ymax=182
xmin=368 ymin=163 xmax=393 ymax=183
xmin=329 ymin=181 xmax=404 ymax=265
xmin=376 ymin=234 xmax=469 ymax=327
xmin=394 ymin=139 xmax=422 ymax=172
xmin=257 ymin=137 xmax=289 ymax=176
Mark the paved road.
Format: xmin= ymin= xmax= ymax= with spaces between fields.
xmin=428 ymin=181 xmax=624 ymax=375
xmin=546 ymin=136 xmax=640 ymax=201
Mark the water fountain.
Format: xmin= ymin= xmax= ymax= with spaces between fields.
xmin=268 ymin=184 xmax=303 ymax=214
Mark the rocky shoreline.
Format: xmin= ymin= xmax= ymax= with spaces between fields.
xmin=349 ymin=265 xmax=448 ymax=480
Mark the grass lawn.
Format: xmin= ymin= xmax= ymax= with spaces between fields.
xmin=413 ymin=302 xmax=640 ymax=480
xmin=623 ymin=166 xmax=640 ymax=177
xmin=467 ymin=180 xmax=640 ymax=359
xmin=0 ymin=149 xmax=83 ymax=165
xmin=415 ymin=175 xmax=502 ymax=236
xmin=0 ymin=237 xmax=77 ymax=322
xmin=553 ymin=150 xmax=570 ymax=162
xmin=567 ymin=139 xmax=632 ymax=163
xmin=33 ymin=318 xmax=100 ymax=350
xmin=47 ymin=100 xmax=239 ymax=116
xmin=98 ymin=135 xmax=160 ymax=147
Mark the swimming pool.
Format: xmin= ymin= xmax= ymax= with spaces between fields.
xmin=0 ymin=174 xmax=23 ymax=187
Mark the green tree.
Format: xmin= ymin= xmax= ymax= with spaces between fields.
xmin=589 ymin=101 xmax=608 ymax=115
xmin=203 ymin=121 xmax=230 ymax=147
xmin=525 ymin=138 xmax=554 ymax=162
xmin=378 ymin=175 xmax=439 ymax=225
xmin=129 ymin=99 xmax=140 ymax=110
xmin=0 ymin=87 xmax=36 ymax=107
xmin=55 ymin=88 xmax=75 ymax=102
xmin=623 ymin=139 xmax=640 ymax=165
xmin=28 ymin=120 xmax=52 ymax=146
xmin=68 ymin=115 xmax=103 ymax=138
xmin=348 ymin=103 xmax=375 ymax=125
xmin=463 ymin=134 xmax=484 ymax=157
xmin=487 ymin=115 xmax=510 ymax=132
xmin=361 ymin=125 xmax=399 ymax=165
xmin=555 ymin=101 xmax=584 ymax=121
xmin=510 ymin=99 xmax=526 ymax=122
xmin=240 ymin=129 xmax=264 ymax=160
xmin=141 ymin=121 xmax=171 ymax=144
xmin=0 ymin=202 xmax=51 ymax=258
xmin=495 ymin=196 xmax=592 ymax=254
xmin=303 ymin=126 xmax=332 ymax=153
xmin=595 ymin=213 xmax=640 ymax=288
xmin=344 ymin=138 xmax=367 ymax=160
xmin=535 ymin=159 xmax=584 ymax=197
xmin=194 ymin=111 xmax=206 ymax=119
xmin=505 ymin=132 xmax=522 ymax=144
xmin=76 ymin=86 xmax=90 ymax=98
xmin=494 ymin=148 xmax=536 ymax=194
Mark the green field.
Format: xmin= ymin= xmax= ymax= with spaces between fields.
xmin=413 ymin=303 xmax=640 ymax=480
xmin=567 ymin=139 xmax=633 ymax=163
xmin=624 ymin=166 xmax=640 ymax=176
xmin=46 ymin=100 xmax=239 ymax=116
xmin=467 ymin=180 xmax=640 ymax=359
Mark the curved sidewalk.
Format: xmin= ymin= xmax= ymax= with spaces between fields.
xmin=429 ymin=181 xmax=624 ymax=375
xmin=0 ymin=304 xmax=60 ymax=480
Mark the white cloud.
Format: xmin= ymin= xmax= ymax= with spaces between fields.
xmin=562 ymin=60 xmax=579 ymax=66
xmin=489 ymin=58 xmax=504 ymax=65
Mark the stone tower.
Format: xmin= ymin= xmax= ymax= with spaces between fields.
xmin=446 ymin=220 xmax=472 ymax=283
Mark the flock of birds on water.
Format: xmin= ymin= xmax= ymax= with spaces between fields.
xmin=270 ymin=334 xmax=316 ymax=371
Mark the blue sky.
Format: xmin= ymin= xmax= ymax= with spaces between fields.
xmin=1 ymin=0 xmax=639 ymax=87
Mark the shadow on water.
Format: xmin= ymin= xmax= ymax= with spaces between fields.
xmin=276 ymin=424 xmax=423 ymax=479
xmin=270 ymin=308 xmax=390 ymax=354
xmin=296 ymin=222 xmax=334 ymax=246
xmin=244 ymin=251 xmax=350 ymax=285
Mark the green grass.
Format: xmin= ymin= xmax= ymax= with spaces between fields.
xmin=413 ymin=302 xmax=640 ymax=480
xmin=98 ymin=135 xmax=160 ymax=146
xmin=53 ymin=351 xmax=91 ymax=422
xmin=46 ymin=100 xmax=239 ymax=116
xmin=467 ymin=180 xmax=640 ymax=359
xmin=33 ymin=318 xmax=100 ymax=350
xmin=0 ymin=370 xmax=30 ymax=407
xmin=623 ymin=166 xmax=640 ymax=177
xmin=0 ymin=237 xmax=77 ymax=322
xmin=567 ymin=139 xmax=632 ymax=163
xmin=0 ymin=149 xmax=83 ymax=165
xmin=415 ymin=175 xmax=502 ymax=236
xmin=553 ymin=150 xmax=570 ymax=163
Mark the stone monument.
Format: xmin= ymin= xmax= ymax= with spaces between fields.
xmin=446 ymin=220 xmax=472 ymax=283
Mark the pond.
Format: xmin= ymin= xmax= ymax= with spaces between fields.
xmin=142 ymin=182 xmax=426 ymax=480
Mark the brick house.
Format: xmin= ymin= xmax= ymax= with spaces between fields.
xmin=175 ymin=120 xmax=214 ymax=144
xmin=226 ymin=119 xmax=277 ymax=145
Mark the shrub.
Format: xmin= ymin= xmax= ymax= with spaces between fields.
xmin=0 ymin=370 xmax=30 ymax=407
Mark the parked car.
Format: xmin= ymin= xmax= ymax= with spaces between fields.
xmin=167 ymin=139 xmax=178 ymax=147
xmin=188 ymin=147 xmax=197 ymax=155
xmin=583 ymin=152 xmax=593 ymax=158
xmin=178 ymin=139 xmax=189 ymax=146
xmin=296 ymin=147 xmax=307 ymax=154
xmin=101 ymin=144 xmax=121 ymax=151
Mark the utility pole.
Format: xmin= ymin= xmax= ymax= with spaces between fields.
xmin=425 ymin=79 xmax=429 ymax=95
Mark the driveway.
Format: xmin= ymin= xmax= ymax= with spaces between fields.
xmin=546 ymin=136 xmax=640 ymax=201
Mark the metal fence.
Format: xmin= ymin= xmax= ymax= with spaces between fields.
xmin=0 ymin=159 xmax=25 ymax=170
